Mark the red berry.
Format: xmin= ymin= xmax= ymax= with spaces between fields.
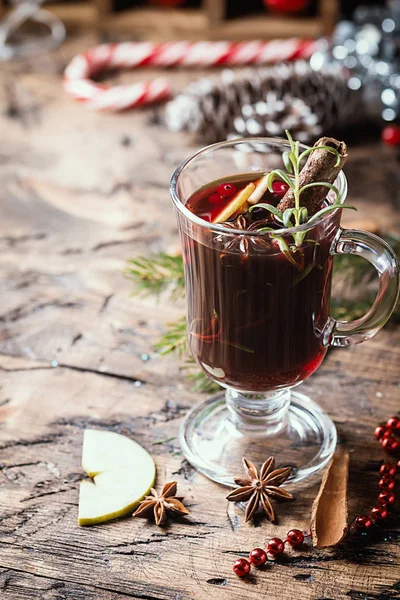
xmin=378 ymin=491 xmax=396 ymax=506
xmin=371 ymin=505 xmax=388 ymax=520
xmin=217 ymin=183 xmax=237 ymax=198
xmin=286 ymin=529 xmax=304 ymax=548
xmin=374 ymin=425 xmax=389 ymax=440
xmin=209 ymin=192 xmax=224 ymax=206
xmin=272 ymin=181 xmax=289 ymax=198
xmin=380 ymin=463 xmax=397 ymax=478
xmin=387 ymin=416 xmax=400 ymax=432
xmin=382 ymin=124 xmax=400 ymax=146
xmin=249 ymin=547 xmax=267 ymax=567
xmin=355 ymin=515 xmax=373 ymax=530
xmin=381 ymin=437 xmax=400 ymax=452
xmin=267 ymin=537 xmax=285 ymax=556
xmin=264 ymin=0 xmax=309 ymax=14
xmin=379 ymin=477 xmax=396 ymax=491
xmin=233 ymin=558 xmax=251 ymax=577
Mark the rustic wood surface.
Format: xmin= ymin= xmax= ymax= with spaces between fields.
xmin=0 ymin=31 xmax=400 ymax=600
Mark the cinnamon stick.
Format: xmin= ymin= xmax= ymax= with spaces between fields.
xmin=310 ymin=451 xmax=349 ymax=548
xmin=277 ymin=137 xmax=348 ymax=216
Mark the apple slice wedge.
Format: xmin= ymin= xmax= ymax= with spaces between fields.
xmin=211 ymin=182 xmax=255 ymax=223
xmin=78 ymin=430 xmax=156 ymax=526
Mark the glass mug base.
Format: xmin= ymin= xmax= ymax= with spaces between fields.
xmin=179 ymin=389 xmax=337 ymax=487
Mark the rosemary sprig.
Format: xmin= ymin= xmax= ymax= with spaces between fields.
xmin=126 ymin=253 xmax=185 ymax=299
xmin=248 ymin=130 xmax=356 ymax=247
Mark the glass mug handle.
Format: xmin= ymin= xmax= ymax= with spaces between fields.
xmin=327 ymin=229 xmax=400 ymax=347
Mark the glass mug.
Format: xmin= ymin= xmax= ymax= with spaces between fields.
xmin=170 ymin=138 xmax=400 ymax=486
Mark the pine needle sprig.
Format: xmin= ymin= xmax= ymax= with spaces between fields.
xmin=126 ymin=253 xmax=185 ymax=300
xmin=154 ymin=316 xmax=188 ymax=357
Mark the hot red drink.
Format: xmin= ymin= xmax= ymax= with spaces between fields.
xmin=183 ymin=173 xmax=340 ymax=392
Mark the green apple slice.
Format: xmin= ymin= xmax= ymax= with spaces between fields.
xmin=78 ymin=430 xmax=156 ymax=526
xmin=78 ymin=466 xmax=155 ymax=526
xmin=82 ymin=429 xmax=155 ymax=477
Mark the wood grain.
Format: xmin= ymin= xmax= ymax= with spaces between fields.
xmin=0 ymin=32 xmax=399 ymax=600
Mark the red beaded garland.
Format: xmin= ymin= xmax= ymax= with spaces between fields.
xmin=378 ymin=477 xmax=396 ymax=492
xmin=249 ymin=548 xmax=267 ymax=567
xmin=233 ymin=558 xmax=251 ymax=577
xmin=374 ymin=425 xmax=388 ymax=440
xmin=355 ymin=515 xmax=373 ymax=530
xmin=267 ymin=537 xmax=285 ymax=556
xmin=382 ymin=124 xmax=400 ymax=146
xmin=387 ymin=416 xmax=400 ymax=432
xmin=378 ymin=491 xmax=395 ymax=506
xmin=381 ymin=437 xmax=400 ymax=452
xmin=379 ymin=463 xmax=397 ymax=478
xmin=371 ymin=505 xmax=388 ymax=520
xmin=286 ymin=529 xmax=304 ymax=548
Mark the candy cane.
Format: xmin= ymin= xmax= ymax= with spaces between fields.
xmin=64 ymin=39 xmax=316 ymax=112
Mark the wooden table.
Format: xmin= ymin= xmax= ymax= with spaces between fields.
xmin=0 ymin=32 xmax=400 ymax=600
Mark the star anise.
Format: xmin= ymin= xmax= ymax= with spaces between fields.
xmin=219 ymin=215 xmax=273 ymax=262
xmin=226 ymin=457 xmax=293 ymax=523
xmin=132 ymin=481 xmax=189 ymax=525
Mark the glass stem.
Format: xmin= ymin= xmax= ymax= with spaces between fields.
xmin=225 ymin=388 xmax=291 ymax=436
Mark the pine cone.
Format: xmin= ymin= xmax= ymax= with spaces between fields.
xmin=165 ymin=62 xmax=365 ymax=143
xmin=230 ymin=92 xmax=322 ymax=143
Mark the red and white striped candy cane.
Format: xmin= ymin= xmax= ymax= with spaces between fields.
xmin=64 ymin=39 xmax=316 ymax=112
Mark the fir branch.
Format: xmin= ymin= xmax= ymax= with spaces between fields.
xmin=154 ymin=316 xmax=188 ymax=357
xmin=126 ymin=252 xmax=184 ymax=300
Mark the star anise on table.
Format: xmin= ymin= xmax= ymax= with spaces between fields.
xmin=132 ymin=481 xmax=189 ymax=526
xmin=226 ymin=457 xmax=293 ymax=523
xmin=219 ymin=215 xmax=273 ymax=262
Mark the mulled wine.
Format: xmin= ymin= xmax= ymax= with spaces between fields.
xmin=183 ymin=173 xmax=340 ymax=392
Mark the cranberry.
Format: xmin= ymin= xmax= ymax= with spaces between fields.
xmin=379 ymin=477 xmax=396 ymax=492
xmin=378 ymin=491 xmax=395 ymax=506
xmin=374 ymin=425 xmax=389 ymax=440
xmin=380 ymin=463 xmax=397 ymax=478
xmin=217 ymin=183 xmax=237 ymax=198
xmin=200 ymin=214 xmax=211 ymax=222
xmin=387 ymin=416 xmax=400 ymax=432
xmin=355 ymin=515 xmax=373 ymax=530
xmin=371 ymin=505 xmax=388 ymax=520
xmin=249 ymin=547 xmax=267 ymax=567
xmin=267 ymin=537 xmax=285 ymax=556
xmin=382 ymin=124 xmax=400 ymax=146
xmin=233 ymin=558 xmax=251 ymax=577
xmin=272 ymin=181 xmax=289 ymax=198
xmin=381 ymin=437 xmax=400 ymax=452
xmin=251 ymin=206 xmax=270 ymax=221
xmin=209 ymin=192 xmax=224 ymax=206
xmin=286 ymin=529 xmax=304 ymax=548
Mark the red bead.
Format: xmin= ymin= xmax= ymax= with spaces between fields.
xmin=286 ymin=529 xmax=304 ymax=548
xmin=217 ymin=183 xmax=237 ymax=198
xmin=371 ymin=505 xmax=388 ymax=520
xmin=233 ymin=558 xmax=251 ymax=577
xmin=264 ymin=0 xmax=310 ymax=14
xmin=380 ymin=463 xmax=397 ymax=478
xmin=249 ymin=547 xmax=267 ymax=567
xmin=379 ymin=477 xmax=396 ymax=492
xmin=378 ymin=491 xmax=395 ymax=506
xmin=381 ymin=437 xmax=400 ymax=453
xmin=382 ymin=124 xmax=400 ymax=146
xmin=387 ymin=416 xmax=400 ymax=432
xmin=398 ymin=459 xmax=400 ymax=470
xmin=209 ymin=192 xmax=224 ymax=206
xmin=355 ymin=515 xmax=373 ymax=530
xmin=267 ymin=537 xmax=285 ymax=556
xmin=272 ymin=181 xmax=289 ymax=198
xmin=374 ymin=425 xmax=389 ymax=440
